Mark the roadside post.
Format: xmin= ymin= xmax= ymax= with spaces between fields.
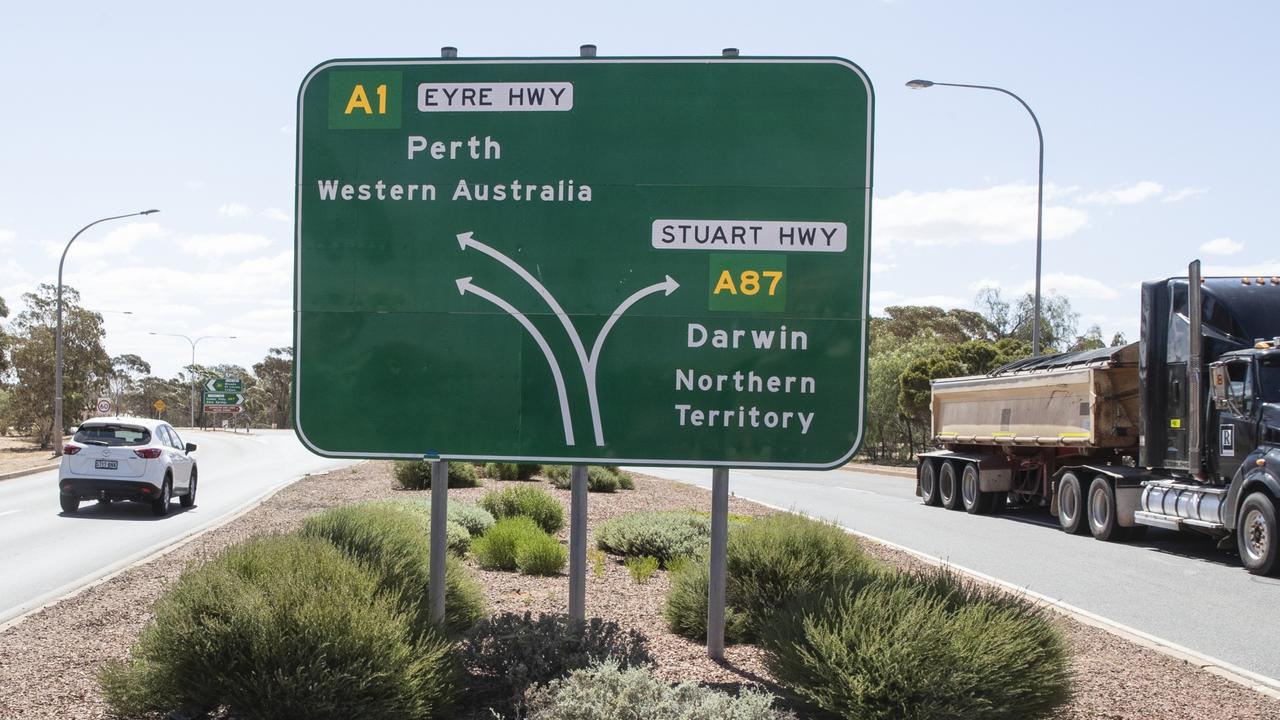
xmin=294 ymin=48 xmax=873 ymax=651
xmin=429 ymin=457 xmax=448 ymax=624
xmin=566 ymin=42 xmax=596 ymax=625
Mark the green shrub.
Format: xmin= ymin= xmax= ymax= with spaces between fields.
xmin=523 ymin=661 xmax=796 ymax=720
xmin=664 ymin=513 xmax=882 ymax=643
xmin=517 ymin=532 xmax=568 ymax=576
xmin=301 ymin=503 xmax=486 ymax=636
xmin=480 ymin=485 xmax=565 ymax=533
xmin=393 ymin=459 xmax=480 ymax=490
xmin=589 ymin=548 xmax=606 ymax=578
xmin=625 ymin=555 xmax=659 ymax=584
xmin=99 ymin=535 xmax=456 ymax=720
xmin=727 ymin=512 xmax=881 ymax=640
xmin=449 ymin=501 xmax=496 ymax=536
xmin=464 ymin=613 xmax=651 ymax=708
xmin=604 ymin=466 xmax=635 ymax=490
xmin=544 ymin=464 xmax=570 ymax=483
xmin=449 ymin=462 xmax=480 ymax=486
xmin=595 ymin=511 xmax=711 ymax=566
xmin=761 ymin=569 xmax=1071 ymax=720
xmin=472 ymin=516 xmax=545 ymax=571
xmin=662 ymin=555 xmax=751 ymax=644
xmin=480 ymin=462 xmax=540 ymax=481
xmin=378 ymin=498 xmax=495 ymax=539
xmin=547 ymin=465 xmax=625 ymax=493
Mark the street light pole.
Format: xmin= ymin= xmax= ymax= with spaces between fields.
xmin=148 ymin=333 xmax=236 ymax=428
xmin=54 ymin=210 xmax=158 ymax=456
xmin=906 ymin=79 xmax=1045 ymax=356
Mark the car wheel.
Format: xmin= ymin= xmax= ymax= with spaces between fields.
xmin=1087 ymin=476 xmax=1125 ymax=541
xmin=1237 ymin=492 xmax=1279 ymax=576
xmin=152 ymin=478 xmax=172 ymax=517
xmin=939 ymin=461 xmax=963 ymax=510
xmin=1057 ymin=472 xmax=1088 ymax=535
xmin=60 ymin=494 xmax=79 ymax=514
xmin=919 ymin=460 xmax=941 ymax=506
xmin=180 ymin=470 xmax=197 ymax=508
xmin=961 ymin=463 xmax=992 ymax=515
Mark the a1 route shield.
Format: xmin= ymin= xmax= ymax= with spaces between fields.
xmin=295 ymin=56 xmax=873 ymax=468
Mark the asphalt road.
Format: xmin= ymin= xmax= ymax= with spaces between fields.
xmin=628 ymin=465 xmax=1280 ymax=684
xmin=0 ymin=429 xmax=353 ymax=626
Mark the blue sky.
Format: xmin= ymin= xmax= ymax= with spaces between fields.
xmin=1 ymin=0 xmax=1276 ymax=376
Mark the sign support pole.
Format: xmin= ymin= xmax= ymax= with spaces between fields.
xmin=707 ymin=466 xmax=730 ymax=659
xmin=429 ymin=459 xmax=448 ymax=624
xmin=568 ymin=464 xmax=588 ymax=621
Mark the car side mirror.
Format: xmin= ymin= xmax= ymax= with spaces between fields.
xmin=185 ymin=443 xmax=197 ymax=454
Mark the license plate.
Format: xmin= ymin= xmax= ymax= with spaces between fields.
xmin=95 ymin=459 xmax=118 ymax=470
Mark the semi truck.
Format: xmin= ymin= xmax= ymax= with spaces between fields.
xmin=916 ymin=261 xmax=1280 ymax=576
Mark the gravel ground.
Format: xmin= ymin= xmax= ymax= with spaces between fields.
xmin=1 ymin=461 xmax=1277 ymax=719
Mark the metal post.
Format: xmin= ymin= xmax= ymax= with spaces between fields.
xmin=580 ymin=44 xmax=597 ymax=58
xmin=441 ymin=46 xmax=457 ymax=59
xmin=54 ymin=211 xmax=156 ymax=453
xmin=722 ymin=47 xmax=739 ymax=57
xmin=188 ymin=341 xmax=196 ymax=428
xmin=569 ymin=464 xmax=588 ymax=620
xmin=904 ymin=80 xmax=1044 ymax=354
xmin=429 ymin=459 xmax=448 ymax=624
xmin=707 ymin=467 xmax=730 ymax=659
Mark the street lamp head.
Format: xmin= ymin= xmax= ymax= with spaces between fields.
xmin=905 ymin=79 xmax=934 ymax=89
xmin=140 ymin=209 xmax=160 ymax=215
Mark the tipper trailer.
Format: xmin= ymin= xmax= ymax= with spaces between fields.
xmin=916 ymin=261 xmax=1280 ymax=575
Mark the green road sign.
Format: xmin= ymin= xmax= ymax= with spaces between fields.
xmin=202 ymin=392 xmax=244 ymax=406
xmin=295 ymin=56 xmax=873 ymax=468
xmin=205 ymin=377 xmax=243 ymax=393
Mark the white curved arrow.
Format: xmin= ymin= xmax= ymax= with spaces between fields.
xmin=455 ymin=276 xmax=575 ymax=446
xmin=458 ymin=231 xmax=679 ymax=447
xmin=582 ymin=276 xmax=679 ymax=444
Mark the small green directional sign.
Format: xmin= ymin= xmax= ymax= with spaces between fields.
xmin=205 ymin=378 xmax=243 ymax=393
xmin=202 ymin=392 xmax=245 ymax=406
xmin=295 ymin=56 xmax=873 ymax=468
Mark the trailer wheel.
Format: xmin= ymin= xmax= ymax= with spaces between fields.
xmin=939 ymin=461 xmax=963 ymax=510
xmin=1087 ymin=476 xmax=1124 ymax=542
xmin=1237 ymin=492 xmax=1279 ymax=576
xmin=919 ymin=460 xmax=941 ymax=506
xmin=1057 ymin=472 xmax=1088 ymax=535
xmin=962 ymin=463 xmax=992 ymax=514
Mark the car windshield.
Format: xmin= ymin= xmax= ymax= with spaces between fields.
xmin=1261 ymin=359 xmax=1280 ymax=404
xmin=73 ymin=424 xmax=151 ymax=447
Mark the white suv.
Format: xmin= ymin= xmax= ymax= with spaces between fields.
xmin=59 ymin=417 xmax=197 ymax=516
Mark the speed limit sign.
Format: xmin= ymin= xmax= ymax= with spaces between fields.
xmin=95 ymin=398 xmax=112 ymax=415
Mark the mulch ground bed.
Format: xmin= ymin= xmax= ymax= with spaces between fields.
xmin=1 ymin=461 xmax=1277 ymax=719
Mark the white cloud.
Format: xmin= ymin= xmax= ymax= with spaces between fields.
xmin=178 ymin=232 xmax=273 ymax=258
xmin=0 ymin=228 xmax=14 ymax=248
xmin=1163 ymin=187 xmax=1207 ymax=203
xmin=1200 ymin=237 xmax=1243 ymax=256
xmin=45 ymin=221 xmax=167 ymax=261
xmin=874 ymin=183 xmax=1088 ymax=248
xmin=1010 ymin=272 xmax=1119 ymax=300
xmin=869 ymin=261 xmax=895 ymax=274
xmin=1077 ymin=180 xmax=1165 ymax=206
xmin=1200 ymin=261 xmax=1280 ymax=277
xmin=261 ymin=207 xmax=290 ymax=222
xmin=218 ymin=203 xmax=250 ymax=218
